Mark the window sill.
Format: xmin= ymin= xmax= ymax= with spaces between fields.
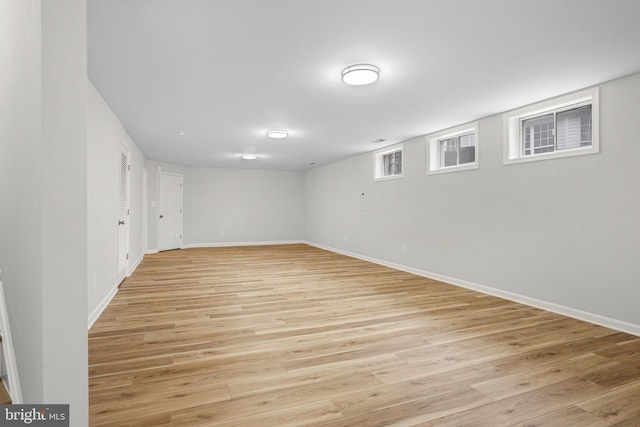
xmin=427 ymin=163 xmax=478 ymax=175
xmin=373 ymin=174 xmax=404 ymax=182
xmin=504 ymin=145 xmax=599 ymax=165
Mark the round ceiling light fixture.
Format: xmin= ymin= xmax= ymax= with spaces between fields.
xmin=241 ymin=154 xmax=257 ymax=160
xmin=341 ymin=64 xmax=380 ymax=86
xmin=267 ymin=129 xmax=288 ymax=139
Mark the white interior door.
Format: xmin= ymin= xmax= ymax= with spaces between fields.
xmin=117 ymin=145 xmax=130 ymax=282
xmin=158 ymin=172 xmax=183 ymax=251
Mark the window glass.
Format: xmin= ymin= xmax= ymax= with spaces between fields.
xmin=383 ymin=150 xmax=402 ymax=176
xmin=440 ymin=138 xmax=459 ymax=167
xmin=458 ymin=133 xmax=476 ymax=165
xmin=522 ymin=114 xmax=554 ymax=155
xmin=439 ymin=133 xmax=476 ymax=167
xmin=557 ymin=105 xmax=591 ymax=150
xmin=427 ymin=123 xmax=478 ymax=175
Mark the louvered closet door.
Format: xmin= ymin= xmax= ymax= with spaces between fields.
xmin=117 ymin=146 xmax=130 ymax=282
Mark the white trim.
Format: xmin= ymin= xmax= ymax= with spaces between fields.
xmin=88 ymin=282 xmax=119 ymax=330
xmin=427 ymin=122 xmax=479 ymax=175
xmin=372 ymin=173 xmax=404 ymax=182
xmin=304 ymin=241 xmax=640 ymax=337
xmin=146 ymin=249 xmax=159 ymax=255
xmin=89 ymin=253 xmax=143 ymax=330
xmin=183 ymin=240 xmax=304 ymax=249
xmin=157 ymin=172 xmax=184 ymax=251
xmin=0 ymin=272 xmax=23 ymax=403
xmin=127 ymin=253 xmax=144 ymax=277
xmin=117 ymin=143 xmax=131 ymax=283
xmin=142 ymin=168 xmax=148 ymax=255
xmin=503 ymin=87 xmax=600 ymax=165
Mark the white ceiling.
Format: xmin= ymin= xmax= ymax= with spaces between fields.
xmin=88 ymin=0 xmax=640 ymax=171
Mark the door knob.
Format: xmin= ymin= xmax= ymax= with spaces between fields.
xmin=159 ymin=215 xmax=164 ymax=218
xmin=119 ymin=220 xmax=125 ymax=225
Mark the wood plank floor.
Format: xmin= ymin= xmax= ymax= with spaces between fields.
xmin=89 ymin=244 xmax=640 ymax=426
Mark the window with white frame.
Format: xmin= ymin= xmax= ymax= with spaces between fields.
xmin=427 ymin=122 xmax=478 ymax=175
xmin=374 ymin=145 xmax=403 ymax=180
xmin=504 ymin=87 xmax=599 ymax=164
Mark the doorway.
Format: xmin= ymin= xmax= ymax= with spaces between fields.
xmin=117 ymin=144 xmax=130 ymax=282
xmin=158 ymin=172 xmax=183 ymax=251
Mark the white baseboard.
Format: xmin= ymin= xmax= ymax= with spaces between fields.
xmin=305 ymin=241 xmax=640 ymax=337
xmin=89 ymin=253 xmax=148 ymax=330
xmin=127 ymin=253 xmax=144 ymax=277
xmin=182 ymin=240 xmax=304 ymax=249
xmin=88 ymin=283 xmax=119 ymax=330
xmin=145 ymin=249 xmax=159 ymax=255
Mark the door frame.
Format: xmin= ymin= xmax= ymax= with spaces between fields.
xmin=157 ymin=172 xmax=184 ymax=251
xmin=117 ymin=143 xmax=130 ymax=283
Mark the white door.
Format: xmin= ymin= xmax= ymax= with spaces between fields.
xmin=158 ymin=172 xmax=183 ymax=251
xmin=117 ymin=145 xmax=130 ymax=282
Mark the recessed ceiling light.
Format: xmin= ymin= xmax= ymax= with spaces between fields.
xmin=341 ymin=64 xmax=380 ymax=86
xmin=373 ymin=138 xmax=386 ymax=143
xmin=175 ymin=130 xmax=185 ymax=136
xmin=241 ymin=154 xmax=257 ymax=160
xmin=267 ymin=129 xmax=288 ymax=139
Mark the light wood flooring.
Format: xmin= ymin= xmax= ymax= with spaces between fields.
xmin=89 ymin=244 xmax=640 ymax=426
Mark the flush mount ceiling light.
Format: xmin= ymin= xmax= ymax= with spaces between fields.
xmin=241 ymin=154 xmax=257 ymax=160
xmin=341 ymin=64 xmax=380 ymax=85
xmin=175 ymin=130 xmax=185 ymax=136
xmin=267 ymin=129 xmax=288 ymax=139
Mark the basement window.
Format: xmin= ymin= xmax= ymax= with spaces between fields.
xmin=374 ymin=144 xmax=403 ymax=181
xmin=504 ymin=87 xmax=599 ymax=165
xmin=427 ymin=122 xmax=479 ymax=175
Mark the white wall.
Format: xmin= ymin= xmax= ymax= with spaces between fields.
xmin=0 ymin=0 xmax=88 ymax=423
xmin=146 ymin=161 xmax=305 ymax=250
xmin=87 ymin=81 xmax=146 ymax=324
xmin=0 ymin=0 xmax=45 ymax=404
xmin=305 ymin=71 xmax=640 ymax=332
xmin=186 ymin=167 xmax=305 ymax=246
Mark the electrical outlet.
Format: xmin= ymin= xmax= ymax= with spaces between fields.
xmin=344 ymin=235 xmax=348 ymax=242
xmin=220 ymin=230 xmax=225 ymax=236
xmin=402 ymin=245 xmax=407 ymax=253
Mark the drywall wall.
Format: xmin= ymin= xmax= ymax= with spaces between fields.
xmin=146 ymin=161 xmax=305 ymax=250
xmin=87 ymin=81 xmax=146 ymax=323
xmin=0 ymin=0 xmax=89 ymax=423
xmin=305 ymin=71 xmax=640 ymax=330
xmin=0 ymin=0 xmax=45 ymax=404
xmin=186 ymin=167 xmax=305 ymax=245
xmin=41 ymin=1 xmax=88 ymax=418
